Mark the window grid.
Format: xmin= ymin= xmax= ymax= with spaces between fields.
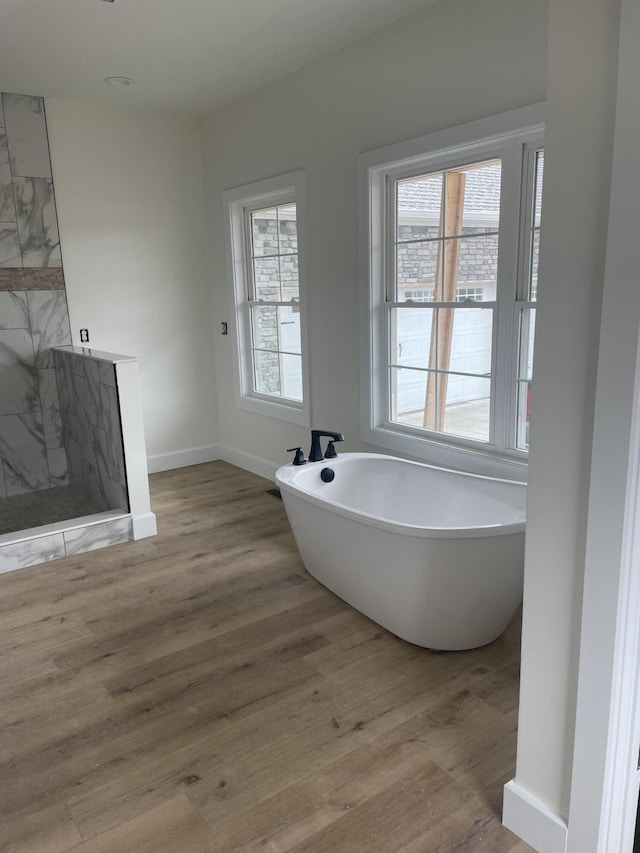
xmin=371 ymin=133 xmax=543 ymax=458
xmin=513 ymin=147 xmax=544 ymax=450
xmin=360 ymin=106 xmax=544 ymax=472
xmin=528 ymin=150 xmax=544 ymax=302
xmin=388 ymin=158 xmax=500 ymax=444
xmin=244 ymin=202 xmax=302 ymax=403
xmin=225 ymin=170 xmax=309 ymax=426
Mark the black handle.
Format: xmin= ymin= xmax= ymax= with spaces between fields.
xmin=286 ymin=447 xmax=307 ymax=465
xmin=324 ymin=441 xmax=338 ymax=459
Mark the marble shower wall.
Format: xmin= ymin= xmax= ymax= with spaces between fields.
xmin=0 ymin=93 xmax=64 ymax=285
xmin=54 ymin=349 xmax=129 ymax=514
xmin=0 ymin=92 xmax=72 ymax=497
xmin=0 ymin=290 xmax=72 ymax=496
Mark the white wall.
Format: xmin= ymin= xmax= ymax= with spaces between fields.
xmin=45 ymin=100 xmax=218 ymax=468
xmin=200 ymin=0 xmax=548 ymax=473
xmin=509 ymin=0 xmax=620 ymax=839
xmin=566 ymin=1 xmax=640 ymax=846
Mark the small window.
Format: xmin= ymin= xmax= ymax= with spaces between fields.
xmin=456 ymin=287 xmax=485 ymax=302
xmin=403 ymin=288 xmax=435 ymax=303
xmin=224 ymin=172 xmax=310 ymax=425
xmin=360 ymin=105 xmax=544 ymax=476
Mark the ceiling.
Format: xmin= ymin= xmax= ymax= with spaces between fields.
xmin=0 ymin=0 xmax=440 ymax=116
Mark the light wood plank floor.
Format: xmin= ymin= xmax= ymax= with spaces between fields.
xmin=0 ymin=461 xmax=534 ymax=852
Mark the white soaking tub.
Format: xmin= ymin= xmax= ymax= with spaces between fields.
xmin=275 ymin=452 xmax=526 ymax=650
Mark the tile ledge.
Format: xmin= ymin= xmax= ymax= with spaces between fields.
xmin=53 ymin=345 xmax=137 ymax=364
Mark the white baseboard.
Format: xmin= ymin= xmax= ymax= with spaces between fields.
xmin=147 ymin=443 xmax=280 ymax=482
xmin=219 ymin=444 xmax=279 ymax=481
xmin=132 ymin=512 xmax=157 ymax=539
xmin=503 ymin=780 xmax=568 ymax=853
xmin=147 ymin=445 xmax=220 ymax=474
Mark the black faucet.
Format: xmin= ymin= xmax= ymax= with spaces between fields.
xmin=309 ymin=429 xmax=344 ymax=462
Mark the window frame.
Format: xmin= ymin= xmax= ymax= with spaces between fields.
xmin=358 ymin=104 xmax=544 ymax=479
xmin=224 ymin=170 xmax=310 ymax=426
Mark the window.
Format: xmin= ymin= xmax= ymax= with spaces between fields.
xmin=360 ymin=105 xmax=544 ymax=475
xmin=404 ymin=288 xmax=435 ymax=303
xmin=456 ymin=287 xmax=485 ymax=303
xmin=401 ymin=286 xmax=485 ymax=304
xmin=224 ymin=171 xmax=310 ymax=425
xmin=515 ymin=149 xmax=544 ymax=452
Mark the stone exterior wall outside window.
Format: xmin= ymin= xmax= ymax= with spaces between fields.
xmin=396 ymin=225 xmax=499 ymax=291
xmin=251 ymin=215 xmax=298 ymax=397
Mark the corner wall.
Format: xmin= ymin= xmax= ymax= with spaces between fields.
xmin=504 ymin=0 xmax=621 ymax=846
xmin=44 ymin=100 xmax=219 ymax=469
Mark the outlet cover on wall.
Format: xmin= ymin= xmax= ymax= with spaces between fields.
xmin=80 ymin=329 xmax=89 ymax=343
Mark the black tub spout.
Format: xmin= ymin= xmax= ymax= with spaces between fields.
xmin=309 ymin=429 xmax=344 ymax=462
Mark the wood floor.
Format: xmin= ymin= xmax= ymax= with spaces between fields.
xmin=0 ymin=461 xmax=534 ymax=852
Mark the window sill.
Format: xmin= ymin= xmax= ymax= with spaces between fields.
xmin=362 ymin=423 xmax=528 ymax=482
xmin=236 ymin=393 xmax=310 ymax=427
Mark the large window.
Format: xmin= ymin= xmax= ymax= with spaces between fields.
xmin=360 ymin=106 xmax=544 ymax=475
xmin=225 ymin=171 xmax=310 ymax=426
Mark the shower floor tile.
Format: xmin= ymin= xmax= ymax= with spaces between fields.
xmin=0 ymin=485 xmax=102 ymax=536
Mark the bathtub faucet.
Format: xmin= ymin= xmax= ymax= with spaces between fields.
xmin=309 ymin=429 xmax=344 ymax=463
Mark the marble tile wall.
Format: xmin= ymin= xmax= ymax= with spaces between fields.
xmin=0 ymin=93 xmax=63 ymax=283
xmin=54 ymin=350 xmax=129 ymax=514
xmin=0 ymin=91 xmax=74 ymax=504
xmin=0 ymin=289 xmax=71 ymax=496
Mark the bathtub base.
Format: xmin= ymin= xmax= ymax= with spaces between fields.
xmin=282 ymin=490 xmax=524 ymax=651
xmin=276 ymin=452 xmax=526 ymax=652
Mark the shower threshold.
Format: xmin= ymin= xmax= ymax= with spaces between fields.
xmin=0 ymin=485 xmax=134 ymax=574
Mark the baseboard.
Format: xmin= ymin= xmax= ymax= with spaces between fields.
xmin=131 ymin=512 xmax=157 ymax=540
xmin=147 ymin=443 xmax=280 ymax=482
xmin=503 ymin=780 xmax=568 ymax=853
xmin=147 ymin=445 xmax=220 ymax=474
xmin=219 ymin=444 xmax=279 ymax=481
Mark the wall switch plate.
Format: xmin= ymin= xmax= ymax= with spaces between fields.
xmin=221 ymin=322 xmax=228 ymax=335
xmin=80 ymin=329 xmax=90 ymax=343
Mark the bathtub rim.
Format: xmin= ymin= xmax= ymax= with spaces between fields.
xmin=275 ymin=452 xmax=526 ymax=540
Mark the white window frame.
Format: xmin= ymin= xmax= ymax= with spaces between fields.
xmin=224 ymin=170 xmax=310 ymax=426
xmin=358 ymin=104 xmax=544 ymax=479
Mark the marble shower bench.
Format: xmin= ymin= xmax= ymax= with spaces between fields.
xmin=0 ymin=346 xmax=156 ymax=574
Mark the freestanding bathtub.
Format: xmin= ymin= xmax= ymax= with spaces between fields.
xmin=275 ymin=452 xmax=526 ymax=651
